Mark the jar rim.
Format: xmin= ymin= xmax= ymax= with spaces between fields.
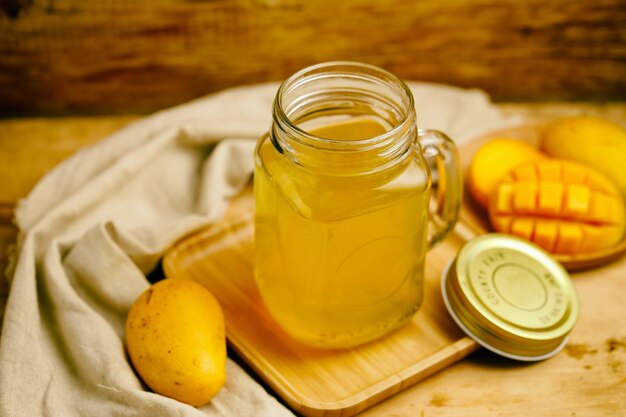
xmin=273 ymin=61 xmax=416 ymax=152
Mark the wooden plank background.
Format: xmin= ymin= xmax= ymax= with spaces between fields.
xmin=1 ymin=0 xmax=625 ymax=116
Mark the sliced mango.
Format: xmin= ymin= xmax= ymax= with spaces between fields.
xmin=511 ymin=217 xmax=535 ymax=240
xmin=555 ymin=222 xmax=583 ymax=254
xmin=534 ymin=220 xmax=559 ymax=253
xmin=537 ymin=182 xmax=563 ymax=216
xmin=513 ymin=181 xmax=538 ymax=213
xmin=563 ymin=184 xmax=590 ymax=218
xmin=489 ymin=159 xmax=626 ymax=255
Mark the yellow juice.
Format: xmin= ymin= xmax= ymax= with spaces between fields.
xmin=254 ymin=117 xmax=430 ymax=348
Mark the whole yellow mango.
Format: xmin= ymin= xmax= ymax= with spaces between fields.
xmin=126 ymin=279 xmax=226 ymax=406
xmin=468 ymin=138 xmax=547 ymax=209
xmin=541 ymin=116 xmax=626 ymax=197
xmin=488 ymin=159 xmax=626 ymax=255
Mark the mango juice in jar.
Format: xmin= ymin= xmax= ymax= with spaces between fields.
xmin=254 ymin=62 xmax=461 ymax=348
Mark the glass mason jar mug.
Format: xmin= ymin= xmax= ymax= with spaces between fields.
xmin=254 ymin=62 xmax=462 ymax=348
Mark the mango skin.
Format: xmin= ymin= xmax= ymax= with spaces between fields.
xmin=541 ymin=116 xmax=626 ymax=198
xmin=488 ymin=159 xmax=626 ymax=255
xmin=468 ymin=138 xmax=547 ymax=209
xmin=126 ymin=279 xmax=226 ymax=406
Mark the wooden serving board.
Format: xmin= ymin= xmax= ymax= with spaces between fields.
xmin=163 ymin=185 xmax=479 ymax=417
xmin=163 ymin=123 xmax=626 ymax=416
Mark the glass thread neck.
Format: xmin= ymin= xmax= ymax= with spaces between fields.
xmin=270 ymin=61 xmax=417 ymax=176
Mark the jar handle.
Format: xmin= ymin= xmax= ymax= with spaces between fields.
xmin=417 ymin=129 xmax=462 ymax=248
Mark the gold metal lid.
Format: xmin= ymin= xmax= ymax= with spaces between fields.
xmin=441 ymin=233 xmax=579 ymax=361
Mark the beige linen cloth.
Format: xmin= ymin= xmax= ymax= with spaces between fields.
xmin=0 ymin=82 xmax=521 ymax=416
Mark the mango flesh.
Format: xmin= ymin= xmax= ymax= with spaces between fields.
xmin=126 ymin=279 xmax=226 ymax=406
xmin=489 ymin=159 xmax=626 ymax=255
xmin=541 ymin=116 xmax=626 ymax=198
xmin=468 ymin=138 xmax=547 ymax=209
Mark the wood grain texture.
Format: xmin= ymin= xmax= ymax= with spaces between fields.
xmin=1 ymin=0 xmax=625 ymax=116
xmin=360 ymin=255 xmax=626 ymax=417
xmin=163 ymin=187 xmax=479 ymax=417
xmin=0 ymin=114 xmax=141 ymax=207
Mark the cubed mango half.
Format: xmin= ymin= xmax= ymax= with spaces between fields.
xmin=488 ymin=159 xmax=626 ymax=255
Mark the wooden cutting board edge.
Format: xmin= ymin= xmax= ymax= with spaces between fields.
xmin=163 ymin=201 xmax=482 ymax=417
xmin=224 ymin=329 xmax=478 ymax=417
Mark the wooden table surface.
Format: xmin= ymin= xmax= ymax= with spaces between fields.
xmin=1 ymin=102 xmax=626 ymax=416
